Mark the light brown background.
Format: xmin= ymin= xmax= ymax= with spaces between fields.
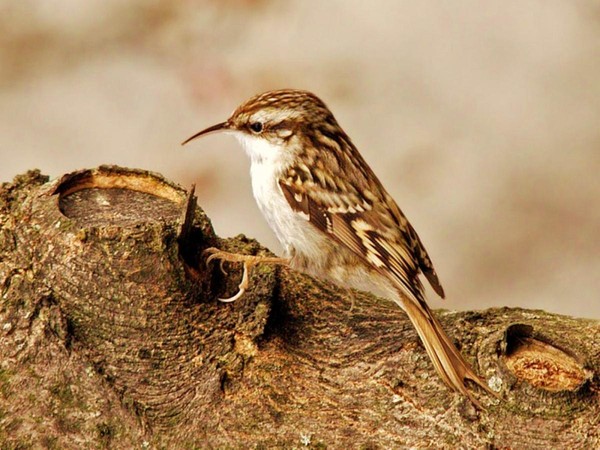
xmin=1 ymin=0 xmax=598 ymax=317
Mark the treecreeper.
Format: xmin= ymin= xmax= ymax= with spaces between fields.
xmin=182 ymin=89 xmax=498 ymax=408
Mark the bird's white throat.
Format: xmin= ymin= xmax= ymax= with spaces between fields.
xmin=233 ymin=132 xmax=325 ymax=261
xmin=234 ymin=132 xmax=289 ymax=167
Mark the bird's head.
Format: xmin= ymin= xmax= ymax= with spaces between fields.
xmin=182 ymin=89 xmax=339 ymax=165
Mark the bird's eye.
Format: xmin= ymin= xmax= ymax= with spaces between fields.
xmin=249 ymin=122 xmax=263 ymax=133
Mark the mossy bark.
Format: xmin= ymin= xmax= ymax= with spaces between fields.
xmin=0 ymin=167 xmax=598 ymax=449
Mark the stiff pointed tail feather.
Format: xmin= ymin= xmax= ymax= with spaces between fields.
xmin=400 ymin=297 xmax=498 ymax=409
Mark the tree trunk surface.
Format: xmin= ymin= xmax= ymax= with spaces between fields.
xmin=0 ymin=166 xmax=598 ymax=449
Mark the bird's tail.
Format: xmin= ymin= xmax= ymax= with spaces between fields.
xmin=398 ymin=295 xmax=497 ymax=409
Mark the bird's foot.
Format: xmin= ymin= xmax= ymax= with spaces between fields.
xmin=203 ymin=247 xmax=288 ymax=302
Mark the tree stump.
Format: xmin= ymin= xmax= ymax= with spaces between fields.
xmin=0 ymin=166 xmax=598 ymax=448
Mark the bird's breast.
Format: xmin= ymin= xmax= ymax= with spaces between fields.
xmin=249 ymin=159 xmax=398 ymax=303
xmin=249 ymin=160 xmax=326 ymax=260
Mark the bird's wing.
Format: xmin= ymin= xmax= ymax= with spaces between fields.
xmin=278 ymin=166 xmax=444 ymax=303
xmin=278 ymin=154 xmax=502 ymax=409
xmin=383 ymin=191 xmax=445 ymax=299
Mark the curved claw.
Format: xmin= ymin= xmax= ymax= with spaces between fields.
xmin=218 ymin=259 xmax=251 ymax=303
xmin=204 ymin=249 xmax=219 ymax=266
xmin=218 ymin=286 xmax=246 ymax=303
xmin=218 ymin=260 xmax=228 ymax=276
xmin=205 ymin=249 xmax=229 ymax=275
xmin=201 ymin=248 xmax=288 ymax=303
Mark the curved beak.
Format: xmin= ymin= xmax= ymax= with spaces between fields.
xmin=181 ymin=121 xmax=230 ymax=146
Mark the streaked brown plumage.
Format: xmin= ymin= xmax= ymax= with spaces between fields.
xmin=183 ymin=89 xmax=497 ymax=408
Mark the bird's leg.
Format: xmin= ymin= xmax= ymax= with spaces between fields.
xmin=203 ymin=247 xmax=289 ymax=302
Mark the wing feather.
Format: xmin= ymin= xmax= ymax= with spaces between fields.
xmin=279 ymin=171 xmax=442 ymax=304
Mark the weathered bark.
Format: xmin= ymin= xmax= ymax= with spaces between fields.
xmin=0 ymin=166 xmax=598 ymax=449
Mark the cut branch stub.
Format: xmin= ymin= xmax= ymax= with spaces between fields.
xmin=503 ymin=323 xmax=593 ymax=392
xmin=13 ymin=166 xmax=276 ymax=430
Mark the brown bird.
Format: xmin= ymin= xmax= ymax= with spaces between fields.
xmin=183 ymin=89 xmax=496 ymax=408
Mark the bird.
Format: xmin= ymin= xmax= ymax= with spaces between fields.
xmin=182 ymin=89 xmax=496 ymax=408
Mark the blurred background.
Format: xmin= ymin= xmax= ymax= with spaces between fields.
xmin=1 ymin=0 xmax=598 ymax=317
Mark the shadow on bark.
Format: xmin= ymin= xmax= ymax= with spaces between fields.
xmin=0 ymin=166 xmax=598 ymax=448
